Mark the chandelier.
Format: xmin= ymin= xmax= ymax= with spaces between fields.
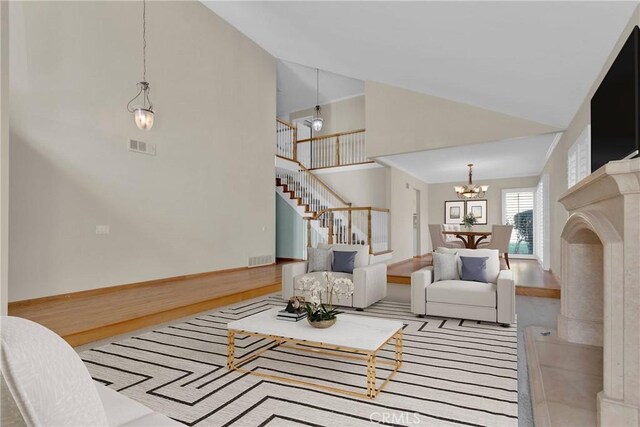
xmin=126 ymin=0 xmax=155 ymax=130
xmin=310 ymin=68 xmax=324 ymax=132
xmin=454 ymin=164 xmax=488 ymax=199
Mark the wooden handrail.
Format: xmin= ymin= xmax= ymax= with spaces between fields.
xmin=304 ymin=161 xmax=376 ymax=172
xmin=276 ymin=118 xmax=296 ymax=129
xmin=276 ymin=155 xmax=350 ymax=206
xmin=296 ymin=162 xmax=351 ymax=207
xmin=310 ymin=206 xmax=388 ymax=220
xmin=296 ymin=128 xmax=365 ymax=144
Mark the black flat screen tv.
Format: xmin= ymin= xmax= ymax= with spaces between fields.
xmin=591 ymin=25 xmax=640 ymax=172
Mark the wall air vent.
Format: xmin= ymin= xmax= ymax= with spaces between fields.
xmin=248 ymin=255 xmax=274 ymax=268
xmin=129 ymin=139 xmax=156 ymax=156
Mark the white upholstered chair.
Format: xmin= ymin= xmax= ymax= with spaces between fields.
xmin=429 ymin=224 xmax=464 ymax=250
xmin=477 ymin=224 xmax=514 ymax=268
xmin=443 ymin=224 xmax=461 ymax=243
xmin=0 ymin=316 xmax=183 ymax=427
xmin=411 ymin=248 xmax=516 ymax=325
xmin=282 ymin=244 xmax=387 ymax=310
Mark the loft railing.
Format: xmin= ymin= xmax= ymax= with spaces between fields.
xmin=307 ymin=207 xmax=390 ymax=255
xmin=276 ymin=119 xmax=296 ymax=160
xmin=275 ymin=120 xmax=369 ymax=170
xmin=297 ymin=129 xmax=367 ymax=170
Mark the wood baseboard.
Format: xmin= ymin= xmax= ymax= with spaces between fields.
xmin=275 ymin=257 xmax=305 ymax=263
xmin=8 ymin=264 xmax=276 ymax=309
xmin=387 ymin=275 xmax=411 ymax=285
xmin=63 ymin=283 xmax=280 ymax=347
xmin=8 ymin=262 xmax=291 ymax=348
xmin=516 ymin=286 xmax=561 ymax=299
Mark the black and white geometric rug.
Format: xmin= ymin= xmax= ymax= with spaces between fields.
xmin=79 ymin=295 xmax=517 ymax=426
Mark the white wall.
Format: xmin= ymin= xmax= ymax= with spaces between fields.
xmin=0 ymin=0 xmax=9 ymax=314
xmin=8 ymin=1 xmax=276 ymax=301
xmin=313 ymin=166 xmax=388 ymax=208
xmin=542 ymin=4 xmax=640 ymax=276
xmin=427 ymin=175 xmax=540 ymax=233
xmin=365 ymin=81 xmax=559 ymax=158
xmin=388 ymin=168 xmax=430 ymax=261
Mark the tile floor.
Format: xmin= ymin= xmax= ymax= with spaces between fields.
xmin=517 ymin=296 xmax=561 ymax=426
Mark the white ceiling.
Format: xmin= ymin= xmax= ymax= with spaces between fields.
xmin=276 ymin=60 xmax=364 ymax=117
xmin=203 ymin=1 xmax=638 ymax=129
xmin=379 ymin=133 xmax=561 ymax=184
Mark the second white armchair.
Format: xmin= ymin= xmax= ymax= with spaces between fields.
xmin=411 ymin=248 xmax=515 ymax=325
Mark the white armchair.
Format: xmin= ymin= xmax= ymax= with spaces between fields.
xmin=282 ymin=244 xmax=387 ymax=310
xmin=0 ymin=316 xmax=183 ymax=426
xmin=411 ymin=248 xmax=515 ymax=325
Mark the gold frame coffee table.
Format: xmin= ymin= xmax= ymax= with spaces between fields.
xmin=226 ymin=308 xmax=403 ymax=399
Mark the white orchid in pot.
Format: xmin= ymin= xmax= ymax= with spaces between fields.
xmin=295 ymin=272 xmax=355 ymax=328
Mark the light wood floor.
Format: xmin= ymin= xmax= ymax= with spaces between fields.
xmin=9 ymin=255 xmax=558 ymax=347
xmin=8 ymin=261 xmax=295 ymax=347
xmin=387 ymin=254 xmax=560 ymax=298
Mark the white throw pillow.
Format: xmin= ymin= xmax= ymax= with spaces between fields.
xmin=307 ymin=247 xmax=332 ymax=272
xmin=455 ymin=249 xmax=500 ymax=283
xmin=0 ymin=316 xmax=109 ymax=427
xmin=433 ymin=252 xmax=460 ymax=282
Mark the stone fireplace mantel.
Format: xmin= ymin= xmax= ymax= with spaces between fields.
xmin=557 ymin=158 xmax=640 ymax=427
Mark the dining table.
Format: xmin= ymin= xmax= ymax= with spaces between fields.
xmin=443 ymin=230 xmax=492 ymax=249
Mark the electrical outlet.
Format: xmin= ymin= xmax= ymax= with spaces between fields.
xmin=95 ymin=225 xmax=110 ymax=235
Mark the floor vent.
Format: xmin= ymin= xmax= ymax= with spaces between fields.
xmin=129 ymin=139 xmax=156 ymax=156
xmin=248 ymin=255 xmax=273 ymax=268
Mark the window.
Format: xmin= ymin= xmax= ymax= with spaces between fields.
xmin=502 ymin=189 xmax=535 ymax=256
xmin=567 ymin=126 xmax=591 ymax=188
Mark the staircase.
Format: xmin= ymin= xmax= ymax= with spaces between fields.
xmin=275 ymin=119 xmax=390 ymax=255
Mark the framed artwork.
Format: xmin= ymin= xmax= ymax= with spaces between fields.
xmin=444 ymin=201 xmax=465 ymax=224
xmin=465 ymin=199 xmax=488 ymax=224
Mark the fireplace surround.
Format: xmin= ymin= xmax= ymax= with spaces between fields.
xmin=557 ymin=158 xmax=640 ymax=426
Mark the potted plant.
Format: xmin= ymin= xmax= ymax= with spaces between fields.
xmin=462 ymin=212 xmax=477 ymax=231
xmin=295 ymin=272 xmax=355 ymax=328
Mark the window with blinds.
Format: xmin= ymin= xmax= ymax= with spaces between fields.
xmin=568 ymin=126 xmax=591 ymax=188
xmin=502 ymin=189 xmax=535 ymax=255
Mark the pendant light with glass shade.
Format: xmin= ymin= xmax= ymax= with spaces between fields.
xmin=454 ymin=164 xmax=489 ymax=199
xmin=310 ymin=68 xmax=324 ymax=132
xmin=127 ymin=0 xmax=155 ymax=130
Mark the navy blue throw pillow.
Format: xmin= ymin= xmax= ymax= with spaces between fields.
xmin=460 ymin=256 xmax=489 ymax=283
xmin=332 ymin=251 xmax=357 ymax=274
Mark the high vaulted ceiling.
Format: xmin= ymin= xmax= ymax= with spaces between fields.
xmin=204 ymin=1 xmax=637 ymax=129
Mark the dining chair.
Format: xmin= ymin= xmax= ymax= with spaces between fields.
xmin=429 ymin=224 xmax=464 ymax=250
xmin=442 ymin=224 xmax=461 ymax=243
xmin=478 ymin=224 xmax=514 ymax=268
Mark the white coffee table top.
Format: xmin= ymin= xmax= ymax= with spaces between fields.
xmin=227 ymin=308 xmax=404 ymax=352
